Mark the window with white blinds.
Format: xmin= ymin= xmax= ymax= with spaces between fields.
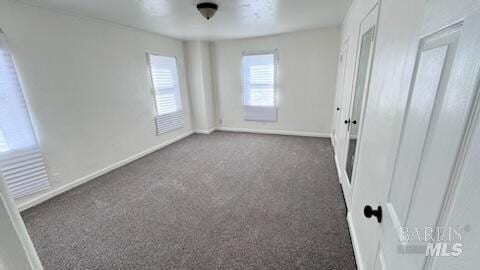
xmin=147 ymin=54 xmax=184 ymax=134
xmin=0 ymin=31 xmax=50 ymax=199
xmin=242 ymin=51 xmax=278 ymax=122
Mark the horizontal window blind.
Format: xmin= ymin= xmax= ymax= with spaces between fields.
xmin=0 ymin=31 xmax=50 ymax=199
xmin=147 ymin=54 xmax=184 ymax=134
xmin=242 ymin=52 xmax=277 ymax=122
xmin=0 ymin=148 xmax=49 ymax=199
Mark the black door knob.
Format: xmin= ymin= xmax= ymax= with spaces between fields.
xmin=352 ymin=120 xmax=357 ymax=125
xmin=336 ymin=107 xmax=340 ymax=111
xmin=344 ymin=119 xmax=350 ymax=124
xmin=364 ymin=205 xmax=382 ymax=223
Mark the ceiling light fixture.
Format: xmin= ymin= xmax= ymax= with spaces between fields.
xmin=197 ymin=2 xmax=218 ymax=20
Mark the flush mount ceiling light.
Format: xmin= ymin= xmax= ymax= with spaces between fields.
xmin=197 ymin=2 xmax=218 ymax=20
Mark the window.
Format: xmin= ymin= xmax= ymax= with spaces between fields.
xmin=0 ymin=31 xmax=50 ymax=199
xmin=242 ymin=51 xmax=278 ymax=122
xmin=147 ymin=54 xmax=184 ymax=134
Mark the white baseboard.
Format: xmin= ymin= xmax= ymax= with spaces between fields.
xmin=194 ymin=128 xmax=216 ymax=134
xmin=216 ymin=127 xmax=331 ymax=138
xmin=347 ymin=212 xmax=365 ymax=270
xmin=17 ymin=131 xmax=194 ymax=212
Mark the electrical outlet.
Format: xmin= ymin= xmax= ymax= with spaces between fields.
xmin=50 ymin=170 xmax=61 ymax=184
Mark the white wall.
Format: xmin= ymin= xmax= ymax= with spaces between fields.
xmin=212 ymin=28 xmax=340 ymax=136
xmin=0 ymin=1 xmax=193 ymax=209
xmin=0 ymin=1 xmax=340 ymax=210
xmin=184 ymin=41 xmax=216 ymax=133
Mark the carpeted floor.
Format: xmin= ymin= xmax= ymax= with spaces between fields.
xmin=22 ymin=131 xmax=356 ymax=270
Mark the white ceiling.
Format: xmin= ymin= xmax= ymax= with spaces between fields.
xmin=19 ymin=0 xmax=352 ymax=40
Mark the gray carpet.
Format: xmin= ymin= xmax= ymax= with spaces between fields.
xmin=22 ymin=131 xmax=356 ymax=270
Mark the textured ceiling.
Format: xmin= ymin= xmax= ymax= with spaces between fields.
xmin=18 ymin=0 xmax=352 ymax=40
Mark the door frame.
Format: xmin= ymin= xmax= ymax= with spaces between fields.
xmin=0 ymin=173 xmax=43 ymax=269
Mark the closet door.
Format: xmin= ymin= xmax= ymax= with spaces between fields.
xmin=368 ymin=5 xmax=480 ymax=270
xmin=332 ymin=40 xmax=349 ymax=148
xmin=339 ymin=5 xmax=379 ymax=208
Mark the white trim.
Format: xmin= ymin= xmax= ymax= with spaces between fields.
xmin=334 ymin=150 xmax=352 ymax=210
xmin=216 ymin=127 xmax=330 ymax=138
xmin=0 ymin=192 xmax=43 ymax=269
xmin=347 ymin=212 xmax=364 ymax=270
xmin=194 ymin=128 xmax=216 ymax=134
xmin=330 ymin=132 xmax=336 ymax=147
xmin=17 ymin=131 xmax=194 ymax=211
xmin=333 ymin=152 xmax=343 ymax=183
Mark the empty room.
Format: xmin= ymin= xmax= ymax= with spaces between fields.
xmin=0 ymin=0 xmax=479 ymax=269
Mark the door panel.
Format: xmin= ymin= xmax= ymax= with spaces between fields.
xmin=378 ymin=9 xmax=480 ymax=270
xmin=388 ymin=28 xmax=458 ymax=226
xmin=345 ymin=26 xmax=375 ymax=182
xmin=333 ymin=41 xmax=349 ymax=147
xmin=383 ymin=24 xmax=462 ymax=270
xmin=339 ymin=4 xmax=379 ymax=209
xmin=387 ymin=44 xmax=447 ymax=222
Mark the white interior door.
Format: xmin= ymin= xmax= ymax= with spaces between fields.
xmin=332 ymin=40 xmax=349 ymax=147
xmin=339 ymin=5 xmax=379 ymax=208
xmin=371 ymin=7 xmax=480 ymax=270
